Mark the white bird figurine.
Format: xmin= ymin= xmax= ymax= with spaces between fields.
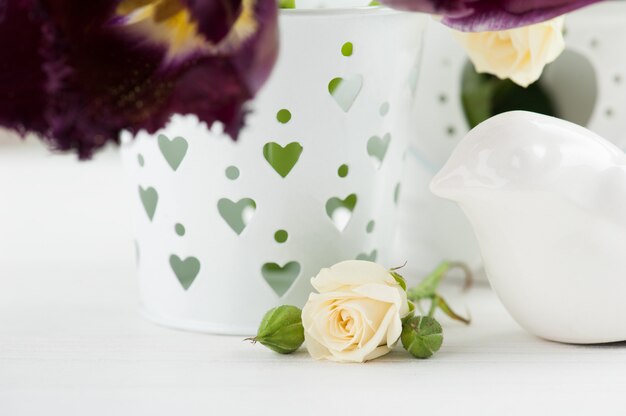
xmin=431 ymin=111 xmax=626 ymax=344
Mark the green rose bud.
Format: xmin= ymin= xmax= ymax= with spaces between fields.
xmin=401 ymin=316 xmax=443 ymax=359
xmin=248 ymin=305 xmax=304 ymax=354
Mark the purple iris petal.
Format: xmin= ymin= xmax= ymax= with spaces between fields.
xmin=381 ymin=0 xmax=604 ymax=31
xmin=0 ymin=0 xmax=278 ymax=158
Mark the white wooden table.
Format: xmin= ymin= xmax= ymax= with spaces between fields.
xmin=2 ymin=138 xmax=626 ymax=415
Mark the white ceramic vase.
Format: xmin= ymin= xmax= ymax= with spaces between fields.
xmin=396 ymin=2 xmax=626 ymax=278
xmin=121 ymin=7 xmax=427 ymax=334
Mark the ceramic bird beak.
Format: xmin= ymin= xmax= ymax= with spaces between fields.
xmin=429 ymin=111 xmax=520 ymax=203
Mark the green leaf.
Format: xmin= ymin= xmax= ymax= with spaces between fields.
xmin=401 ymin=316 xmax=443 ymax=359
xmin=407 ymin=261 xmax=450 ymax=301
xmin=248 ymin=305 xmax=304 ymax=354
xmin=435 ymin=295 xmax=471 ymax=325
xmin=461 ymin=63 xmax=496 ymax=129
xmin=406 ymin=261 xmax=472 ymax=326
xmin=390 ymin=271 xmax=407 ymax=292
xmin=461 ymin=61 xmax=557 ymax=129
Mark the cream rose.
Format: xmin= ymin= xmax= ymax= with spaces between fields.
xmin=454 ymin=17 xmax=565 ymax=88
xmin=301 ymin=260 xmax=410 ymax=363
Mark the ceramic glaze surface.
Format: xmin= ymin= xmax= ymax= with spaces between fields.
xmin=431 ymin=111 xmax=626 ymax=344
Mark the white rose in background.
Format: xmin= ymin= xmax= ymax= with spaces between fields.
xmin=454 ymin=17 xmax=565 ymax=88
xmin=301 ymin=260 xmax=410 ymax=363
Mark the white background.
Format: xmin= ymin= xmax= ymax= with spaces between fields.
xmin=2 ymin=138 xmax=626 ymax=415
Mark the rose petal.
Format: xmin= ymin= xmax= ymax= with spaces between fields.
xmin=351 ymin=283 xmax=410 ymax=317
xmin=303 ymin=331 xmax=332 ymax=361
xmin=330 ymin=306 xmax=399 ymax=363
xmin=311 ymin=260 xmax=396 ymax=293
xmin=454 ymin=17 xmax=564 ymax=87
xmin=302 ymin=293 xmax=337 ymax=358
xmin=385 ymin=307 xmax=404 ymax=347
xmin=340 ymin=298 xmax=388 ymax=339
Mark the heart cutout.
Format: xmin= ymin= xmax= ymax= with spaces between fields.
xmin=367 ymin=133 xmax=391 ymax=169
xmin=326 ymin=194 xmax=358 ymax=232
xmin=261 ymin=262 xmax=301 ymax=297
xmin=218 ymin=198 xmax=257 ymax=235
xmin=158 ymin=134 xmax=189 ymax=171
xmin=139 ymin=186 xmax=158 ymax=221
xmin=263 ymin=142 xmax=303 ymax=178
xmin=328 ymin=75 xmax=363 ymax=112
xmin=169 ymin=255 xmax=201 ymax=290
xmin=356 ymin=250 xmax=378 ymax=262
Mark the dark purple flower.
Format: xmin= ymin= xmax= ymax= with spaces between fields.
xmin=381 ymin=0 xmax=604 ymax=31
xmin=0 ymin=0 xmax=278 ymax=158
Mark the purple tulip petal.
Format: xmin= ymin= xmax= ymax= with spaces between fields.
xmin=443 ymin=0 xmax=604 ymax=31
xmin=381 ymin=0 xmax=474 ymax=17
xmin=180 ymin=0 xmax=243 ymax=43
xmin=0 ymin=0 xmax=48 ymax=137
xmin=381 ymin=0 xmax=604 ymax=31
xmin=0 ymin=0 xmax=278 ymax=158
xmin=145 ymin=0 xmax=279 ymax=139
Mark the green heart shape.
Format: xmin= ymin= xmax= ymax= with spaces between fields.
xmin=328 ymin=75 xmax=363 ymax=112
xmin=263 ymin=142 xmax=303 ymax=178
xmin=138 ymin=186 xmax=158 ymax=221
xmin=218 ymin=198 xmax=257 ymax=235
xmin=169 ymin=255 xmax=201 ymax=290
xmin=326 ymin=193 xmax=358 ymax=232
xmin=261 ymin=261 xmax=301 ymax=297
xmin=367 ymin=133 xmax=391 ymax=168
xmin=158 ymin=134 xmax=189 ymax=171
xmin=356 ymin=250 xmax=378 ymax=262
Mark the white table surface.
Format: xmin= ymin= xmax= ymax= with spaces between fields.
xmin=1 ymin=138 xmax=626 ymax=415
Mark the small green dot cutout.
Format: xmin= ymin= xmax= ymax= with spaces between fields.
xmin=174 ymin=223 xmax=187 ymax=237
xmin=225 ymin=166 xmax=240 ymax=180
xmin=276 ymin=109 xmax=292 ymax=124
xmin=366 ymin=220 xmax=375 ymax=233
xmin=137 ymin=154 xmax=145 ymax=167
xmin=175 ymin=223 xmax=186 ymax=237
xmin=379 ymin=102 xmax=390 ymax=116
xmin=338 ymin=164 xmax=349 ymax=178
xmin=274 ymin=230 xmax=289 ymax=243
xmin=341 ymin=42 xmax=354 ymax=57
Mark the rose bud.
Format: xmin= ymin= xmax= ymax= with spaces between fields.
xmin=401 ymin=316 xmax=443 ymax=359
xmin=249 ymin=305 xmax=304 ymax=354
